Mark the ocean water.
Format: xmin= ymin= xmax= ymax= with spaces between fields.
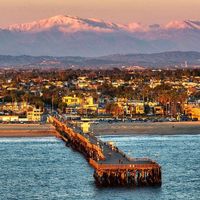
xmin=0 ymin=135 xmax=199 ymax=200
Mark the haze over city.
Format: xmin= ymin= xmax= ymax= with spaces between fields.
xmin=0 ymin=0 xmax=200 ymax=27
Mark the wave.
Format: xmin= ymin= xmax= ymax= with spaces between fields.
xmin=0 ymin=137 xmax=57 ymax=143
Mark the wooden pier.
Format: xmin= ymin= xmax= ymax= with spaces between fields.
xmin=49 ymin=116 xmax=162 ymax=187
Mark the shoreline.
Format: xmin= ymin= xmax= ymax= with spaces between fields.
xmin=0 ymin=124 xmax=57 ymax=137
xmin=0 ymin=121 xmax=200 ymax=137
xmin=91 ymin=121 xmax=200 ymax=136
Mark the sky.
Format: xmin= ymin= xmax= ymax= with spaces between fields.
xmin=0 ymin=0 xmax=200 ymax=27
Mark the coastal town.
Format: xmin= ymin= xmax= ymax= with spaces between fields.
xmin=0 ymin=67 xmax=200 ymax=123
xmin=1 ymin=0 xmax=200 ymax=198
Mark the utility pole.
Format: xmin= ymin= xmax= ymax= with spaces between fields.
xmin=51 ymin=95 xmax=53 ymax=114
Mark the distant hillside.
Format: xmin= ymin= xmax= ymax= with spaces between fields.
xmin=0 ymin=51 xmax=200 ymax=68
xmin=100 ymin=51 xmax=200 ymax=67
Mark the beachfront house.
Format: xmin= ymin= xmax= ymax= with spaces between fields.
xmin=27 ymin=106 xmax=43 ymax=122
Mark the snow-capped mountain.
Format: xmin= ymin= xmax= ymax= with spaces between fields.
xmin=7 ymin=15 xmax=144 ymax=33
xmin=7 ymin=15 xmax=200 ymax=32
xmin=165 ymin=20 xmax=200 ymax=30
xmin=0 ymin=15 xmax=200 ymax=56
xmin=7 ymin=15 xmax=124 ymax=32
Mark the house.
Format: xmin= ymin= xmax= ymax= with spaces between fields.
xmin=62 ymin=95 xmax=81 ymax=107
xmin=184 ymin=104 xmax=200 ymax=120
xmin=154 ymin=106 xmax=164 ymax=115
xmin=97 ymin=107 xmax=107 ymax=115
xmin=76 ymin=76 xmax=90 ymax=89
xmin=0 ymin=115 xmax=19 ymax=122
xmin=132 ymin=100 xmax=145 ymax=115
xmin=27 ymin=106 xmax=43 ymax=121
xmin=0 ymin=102 xmax=28 ymax=113
xmin=82 ymin=96 xmax=98 ymax=112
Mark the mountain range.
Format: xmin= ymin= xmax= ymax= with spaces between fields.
xmin=0 ymin=51 xmax=200 ymax=68
xmin=1 ymin=15 xmax=200 ymax=57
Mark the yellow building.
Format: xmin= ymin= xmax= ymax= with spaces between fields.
xmin=135 ymin=104 xmax=144 ymax=114
xmin=62 ymin=95 xmax=81 ymax=107
xmin=147 ymin=102 xmax=158 ymax=107
xmin=154 ymin=106 xmax=164 ymax=115
xmin=77 ymin=82 xmax=89 ymax=89
xmin=27 ymin=106 xmax=43 ymax=121
xmin=184 ymin=105 xmax=200 ymax=120
xmin=80 ymin=122 xmax=90 ymax=133
xmin=76 ymin=77 xmax=89 ymax=89
xmin=1 ymin=102 xmax=28 ymax=112
xmin=85 ymin=96 xmax=93 ymax=105
xmin=0 ymin=115 xmax=19 ymax=122
xmin=97 ymin=107 xmax=107 ymax=115
xmin=132 ymin=101 xmax=145 ymax=114
xmin=82 ymin=96 xmax=98 ymax=111
xmin=55 ymin=81 xmax=63 ymax=88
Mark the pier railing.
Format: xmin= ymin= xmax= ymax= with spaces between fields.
xmin=89 ymin=158 xmax=160 ymax=170
xmin=49 ymin=116 xmax=105 ymax=161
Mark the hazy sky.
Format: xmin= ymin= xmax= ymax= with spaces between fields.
xmin=0 ymin=0 xmax=200 ymax=27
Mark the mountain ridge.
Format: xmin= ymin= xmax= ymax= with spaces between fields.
xmin=6 ymin=15 xmax=131 ymax=33
xmin=1 ymin=15 xmax=200 ymax=56
xmin=6 ymin=15 xmax=200 ymax=32
xmin=0 ymin=51 xmax=200 ymax=68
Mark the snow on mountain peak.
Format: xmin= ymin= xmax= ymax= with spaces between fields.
xmin=126 ymin=22 xmax=145 ymax=31
xmin=7 ymin=15 xmax=122 ymax=33
xmin=7 ymin=15 xmax=144 ymax=33
xmin=6 ymin=15 xmax=200 ymax=34
xmin=165 ymin=20 xmax=200 ymax=30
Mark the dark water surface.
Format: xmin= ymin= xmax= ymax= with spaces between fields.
xmin=0 ymin=135 xmax=199 ymax=200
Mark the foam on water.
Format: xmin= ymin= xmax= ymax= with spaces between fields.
xmin=0 ymin=137 xmax=56 ymax=143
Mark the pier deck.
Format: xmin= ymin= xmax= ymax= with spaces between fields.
xmin=50 ymin=116 xmax=161 ymax=187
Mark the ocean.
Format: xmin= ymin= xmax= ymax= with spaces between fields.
xmin=0 ymin=135 xmax=199 ymax=200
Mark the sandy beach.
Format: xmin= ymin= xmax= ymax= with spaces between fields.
xmin=1 ymin=121 xmax=200 ymax=137
xmin=0 ymin=124 xmax=57 ymax=137
xmin=91 ymin=121 xmax=200 ymax=135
